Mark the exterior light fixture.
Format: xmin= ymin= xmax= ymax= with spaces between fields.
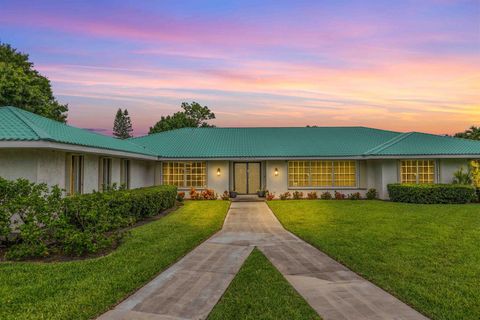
xmin=217 ymin=168 xmax=221 ymax=176
xmin=274 ymin=168 xmax=279 ymax=176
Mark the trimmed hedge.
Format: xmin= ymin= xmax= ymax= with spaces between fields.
xmin=387 ymin=183 xmax=476 ymax=204
xmin=0 ymin=177 xmax=177 ymax=260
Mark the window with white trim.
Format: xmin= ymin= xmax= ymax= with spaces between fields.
xmin=400 ymin=160 xmax=435 ymax=184
xmin=162 ymin=162 xmax=206 ymax=188
xmin=120 ymin=159 xmax=130 ymax=189
xmin=68 ymin=155 xmax=84 ymax=194
xmin=99 ymin=157 xmax=112 ymax=191
xmin=288 ymin=160 xmax=357 ymax=188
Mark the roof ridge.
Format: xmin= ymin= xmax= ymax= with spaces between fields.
xmin=363 ymin=132 xmax=414 ymax=155
xmin=7 ymin=107 xmax=54 ymax=141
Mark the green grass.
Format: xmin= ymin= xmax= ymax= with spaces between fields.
xmin=208 ymin=248 xmax=321 ymax=320
xmin=268 ymin=200 xmax=480 ymax=320
xmin=0 ymin=201 xmax=230 ymax=320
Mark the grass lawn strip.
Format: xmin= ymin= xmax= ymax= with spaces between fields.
xmin=268 ymin=200 xmax=480 ymax=320
xmin=0 ymin=201 xmax=230 ymax=320
xmin=208 ymin=248 xmax=321 ymax=320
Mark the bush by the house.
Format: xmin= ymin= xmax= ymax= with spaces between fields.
xmin=280 ymin=192 xmax=291 ymax=200
xmin=221 ymin=190 xmax=230 ymax=200
xmin=334 ymin=191 xmax=346 ymax=200
xmin=387 ymin=183 xmax=476 ymax=204
xmin=201 ymin=189 xmax=217 ymax=200
xmin=307 ymin=191 xmax=318 ymax=199
xmin=292 ymin=191 xmax=303 ymax=199
xmin=266 ymin=191 xmax=275 ymax=201
xmin=366 ymin=188 xmax=377 ymax=200
xmin=177 ymin=192 xmax=185 ymax=202
xmin=320 ymin=191 xmax=332 ymax=200
xmin=0 ymin=177 xmax=177 ymax=260
xmin=348 ymin=192 xmax=361 ymax=200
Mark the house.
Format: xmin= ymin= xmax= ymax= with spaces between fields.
xmin=1 ymin=106 xmax=479 ymax=199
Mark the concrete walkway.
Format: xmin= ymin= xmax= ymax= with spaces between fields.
xmin=99 ymin=202 xmax=428 ymax=320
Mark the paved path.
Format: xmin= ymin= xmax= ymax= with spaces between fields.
xmin=99 ymin=202 xmax=428 ymax=320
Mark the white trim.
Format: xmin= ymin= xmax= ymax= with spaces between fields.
xmin=0 ymin=141 xmax=157 ymax=160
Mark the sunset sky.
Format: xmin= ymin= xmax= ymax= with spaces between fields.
xmin=1 ymin=0 xmax=479 ymax=136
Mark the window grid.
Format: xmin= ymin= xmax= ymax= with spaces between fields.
xmin=162 ymin=162 xmax=206 ymax=188
xmin=288 ymin=161 xmax=356 ymax=188
xmin=401 ymin=160 xmax=435 ymax=184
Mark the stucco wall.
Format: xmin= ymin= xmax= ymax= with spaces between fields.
xmin=130 ymin=159 xmax=155 ymax=189
xmin=0 ymin=149 xmax=66 ymax=189
xmin=207 ymin=161 xmax=229 ymax=195
xmin=438 ymin=159 xmax=469 ymax=184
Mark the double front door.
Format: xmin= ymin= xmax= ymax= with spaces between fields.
xmin=234 ymin=162 xmax=261 ymax=194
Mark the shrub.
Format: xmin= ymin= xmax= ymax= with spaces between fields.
xmin=387 ymin=183 xmax=476 ymax=204
xmin=201 ymin=189 xmax=217 ymax=200
xmin=334 ymin=191 xmax=346 ymax=200
xmin=348 ymin=192 xmax=361 ymax=200
xmin=177 ymin=192 xmax=185 ymax=202
xmin=366 ymin=188 xmax=377 ymax=200
xmin=266 ymin=191 xmax=275 ymax=201
xmin=452 ymin=167 xmax=472 ymax=185
xmin=307 ymin=191 xmax=318 ymax=199
xmin=292 ymin=191 xmax=303 ymax=200
xmin=221 ymin=191 xmax=230 ymax=200
xmin=189 ymin=188 xmax=200 ymax=200
xmin=320 ymin=191 xmax=332 ymax=200
xmin=0 ymin=177 xmax=177 ymax=260
xmin=280 ymin=192 xmax=291 ymax=200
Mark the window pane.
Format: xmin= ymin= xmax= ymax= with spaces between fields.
xmin=162 ymin=162 xmax=206 ymax=188
xmin=288 ymin=161 xmax=309 ymax=187
xmin=311 ymin=161 xmax=332 ymax=187
xmin=333 ymin=161 xmax=356 ymax=187
xmin=401 ymin=160 xmax=435 ymax=184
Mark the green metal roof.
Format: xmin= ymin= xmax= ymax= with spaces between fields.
xmin=2 ymin=106 xmax=480 ymax=158
xmin=131 ymin=127 xmax=402 ymax=158
xmin=0 ymin=106 xmax=155 ymax=157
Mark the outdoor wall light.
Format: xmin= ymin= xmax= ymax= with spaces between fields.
xmin=217 ymin=168 xmax=221 ymax=176
xmin=274 ymin=168 xmax=279 ymax=176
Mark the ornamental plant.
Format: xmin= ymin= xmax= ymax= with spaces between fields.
xmin=280 ymin=192 xmax=291 ymax=200
xmin=307 ymin=191 xmax=318 ymax=199
xmin=334 ymin=191 xmax=346 ymax=200
xmin=366 ymin=188 xmax=377 ymax=200
xmin=320 ymin=191 xmax=332 ymax=200
xmin=292 ymin=191 xmax=303 ymax=199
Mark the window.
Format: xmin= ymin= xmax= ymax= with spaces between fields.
xmin=162 ymin=162 xmax=206 ymax=188
xmin=400 ymin=160 xmax=435 ymax=184
xmin=99 ymin=157 xmax=112 ymax=191
xmin=120 ymin=159 xmax=130 ymax=189
xmin=288 ymin=160 xmax=357 ymax=188
xmin=68 ymin=155 xmax=84 ymax=194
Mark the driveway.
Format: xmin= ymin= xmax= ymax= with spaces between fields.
xmin=99 ymin=202 xmax=428 ymax=320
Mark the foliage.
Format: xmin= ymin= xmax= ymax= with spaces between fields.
xmin=189 ymin=187 xmax=200 ymax=200
xmin=292 ymin=191 xmax=303 ymax=200
xmin=387 ymin=183 xmax=476 ymax=204
xmin=221 ymin=190 xmax=230 ymax=200
xmin=177 ymin=192 xmax=185 ymax=202
xmin=366 ymin=188 xmax=378 ymax=200
xmin=201 ymin=189 xmax=217 ymax=200
xmin=0 ymin=43 xmax=68 ymax=122
xmin=347 ymin=192 xmax=361 ymax=200
xmin=268 ymin=201 xmax=480 ymax=320
xmin=0 ymin=201 xmax=229 ymax=320
xmin=112 ymin=108 xmax=133 ymax=139
xmin=469 ymin=160 xmax=480 ymax=187
xmin=280 ymin=192 xmax=291 ymax=200
xmin=306 ymin=191 xmax=318 ymax=199
xmin=452 ymin=167 xmax=472 ymax=185
xmin=334 ymin=191 xmax=346 ymax=200
xmin=320 ymin=191 xmax=332 ymax=200
xmin=454 ymin=126 xmax=480 ymax=140
xmin=266 ymin=191 xmax=275 ymax=201
xmin=149 ymin=101 xmax=215 ymax=134
xmin=0 ymin=177 xmax=177 ymax=260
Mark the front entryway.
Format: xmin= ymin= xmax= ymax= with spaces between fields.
xmin=234 ymin=162 xmax=261 ymax=194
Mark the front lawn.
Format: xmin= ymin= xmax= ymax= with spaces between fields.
xmin=0 ymin=201 xmax=230 ymax=320
xmin=208 ymin=249 xmax=321 ymax=320
xmin=268 ymin=200 xmax=480 ymax=320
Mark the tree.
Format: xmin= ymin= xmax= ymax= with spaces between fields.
xmin=0 ymin=43 xmax=68 ymax=122
xmin=113 ymin=108 xmax=133 ymax=139
xmin=149 ymin=101 xmax=215 ymax=134
xmin=454 ymin=126 xmax=480 ymax=140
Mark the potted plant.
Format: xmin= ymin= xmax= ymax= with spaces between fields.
xmin=257 ymin=189 xmax=266 ymax=197
xmin=229 ymin=190 xmax=237 ymax=198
